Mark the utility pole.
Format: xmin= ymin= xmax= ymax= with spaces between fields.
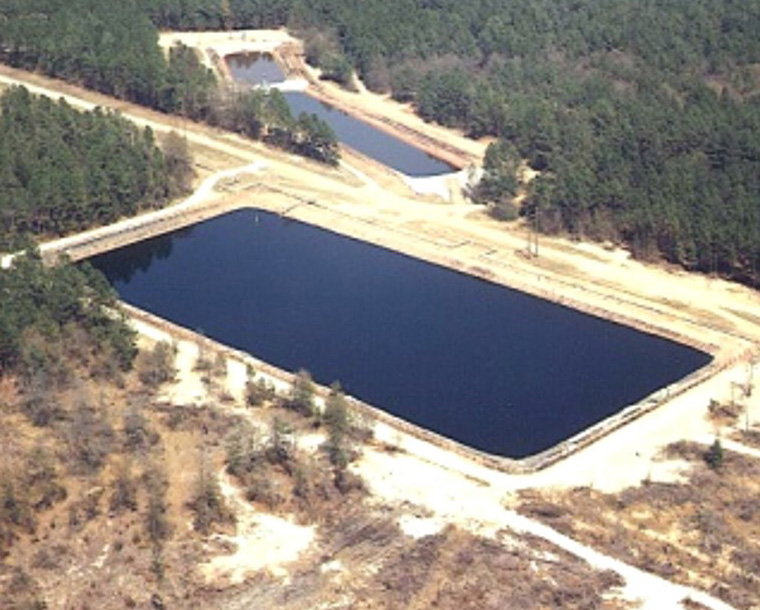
xmin=746 ymin=356 xmax=756 ymax=431
xmin=526 ymin=204 xmax=539 ymax=257
xmin=747 ymin=358 xmax=755 ymax=397
xmin=525 ymin=215 xmax=532 ymax=255
xmin=529 ymin=202 xmax=540 ymax=257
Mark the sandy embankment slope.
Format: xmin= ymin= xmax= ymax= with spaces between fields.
xmin=2 ymin=57 xmax=759 ymax=449
xmin=2 ymin=50 xmax=760 ymax=609
xmin=131 ymin=300 xmax=749 ymax=610
xmin=159 ymin=28 xmax=487 ymax=169
xmin=2 ymin=55 xmax=760 ymax=446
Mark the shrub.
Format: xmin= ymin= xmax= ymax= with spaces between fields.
xmin=137 ymin=341 xmax=176 ymax=388
xmin=123 ymin=406 xmax=153 ymax=452
xmin=266 ymin=416 xmax=295 ymax=465
xmin=704 ymin=438 xmax=724 ymax=471
xmin=110 ymin=461 xmax=138 ymax=514
xmin=323 ymin=383 xmax=349 ymax=438
xmin=292 ymin=461 xmax=314 ymax=502
xmin=22 ymin=393 xmax=63 ymax=428
xmin=0 ymin=476 xmax=36 ymax=534
xmin=334 ymin=469 xmax=365 ymax=495
xmin=319 ymin=53 xmax=355 ymax=88
xmin=27 ymin=447 xmax=67 ymax=511
xmin=189 ymin=459 xmax=235 ymax=535
xmin=67 ymin=488 xmax=103 ymax=531
xmin=144 ymin=463 xmax=170 ymax=544
xmin=67 ymin=401 xmax=115 ymax=474
xmin=322 ymin=383 xmax=356 ymax=469
xmin=285 ymin=370 xmax=316 ymax=416
xmin=245 ymin=476 xmax=282 ymax=510
xmin=488 ymin=200 xmax=519 ymax=221
xmin=246 ymin=376 xmax=275 ymax=407
xmin=225 ymin=427 xmax=261 ymax=478
xmin=213 ymin=352 xmax=227 ymax=378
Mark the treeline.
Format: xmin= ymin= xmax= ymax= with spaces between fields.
xmin=137 ymin=0 xmax=760 ymax=284
xmin=0 ymin=87 xmax=188 ymax=249
xmin=503 ymin=82 xmax=760 ymax=282
xmin=0 ymin=0 xmax=216 ymax=116
xmin=284 ymin=0 xmax=760 ymax=283
xmin=0 ymin=250 xmax=136 ymax=380
xmin=4 ymin=0 xmax=760 ymax=281
xmin=140 ymin=0 xmax=291 ymax=30
xmin=0 ymin=251 xmax=159 ymax=577
xmin=216 ymin=88 xmax=339 ymax=165
xmin=0 ymin=1 xmax=338 ymax=165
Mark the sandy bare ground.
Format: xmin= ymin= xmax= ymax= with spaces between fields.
xmin=3 ymin=60 xmax=759 ymax=456
xmin=4 ymin=58 xmax=760 ymax=434
xmin=3 ymin=60 xmax=760 ymax=608
xmin=133 ymin=310 xmax=744 ymax=609
xmin=354 ymin=450 xmax=737 ymax=610
xmin=159 ymin=29 xmax=297 ymax=66
xmin=200 ymin=472 xmax=315 ymax=585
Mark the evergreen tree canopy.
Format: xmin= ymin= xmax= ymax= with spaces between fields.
xmin=0 ymin=86 xmax=181 ymax=249
xmin=2 ymin=0 xmax=759 ymax=282
xmin=0 ymin=250 xmax=136 ymax=376
xmin=140 ymin=0 xmax=760 ymax=283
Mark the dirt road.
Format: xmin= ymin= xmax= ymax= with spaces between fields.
xmin=158 ymin=28 xmax=487 ymax=169
xmin=3 ymin=58 xmax=760 ymax=609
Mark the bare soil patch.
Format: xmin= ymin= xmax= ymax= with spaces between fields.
xmin=519 ymin=442 xmax=760 ymax=609
xmin=731 ymin=425 xmax=760 ymax=450
xmin=204 ymin=517 xmax=627 ymax=610
xmin=0 ymin=331 xmax=628 ymax=609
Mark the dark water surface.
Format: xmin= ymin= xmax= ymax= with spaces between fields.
xmin=282 ymin=91 xmax=454 ymax=177
xmin=226 ymin=52 xmax=285 ymax=85
xmin=225 ymin=55 xmax=456 ymax=176
xmin=90 ymin=210 xmax=711 ymax=458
